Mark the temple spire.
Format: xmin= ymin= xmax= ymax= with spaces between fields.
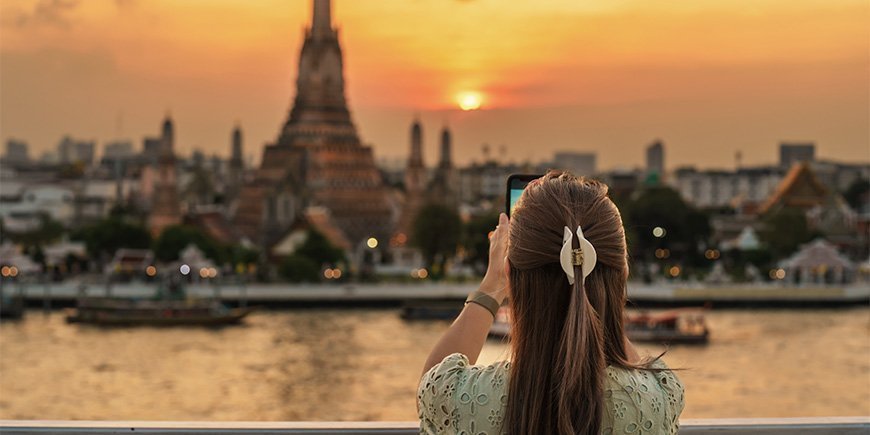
xmin=409 ymin=118 xmax=424 ymax=168
xmin=312 ymin=0 xmax=333 ymax=38
xmin=439 ymin=125 xmax=452 ymax=169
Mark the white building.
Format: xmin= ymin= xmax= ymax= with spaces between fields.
xmin=671 ymin=166 xmax=784 ymax=209
xmin=551 ymin=152 xmax=596 ymax=176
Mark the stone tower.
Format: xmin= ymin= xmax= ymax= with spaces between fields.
xmin=149 ymin=115 xmax=182 ymax=236
xmin=428 ymin=124 xmax=457 ymax=208
xmin=234 ymin=0 xmax=394 ymax=248
xmin=227 ymin=125 xmax=244 ymax=201
xmin=394 ymin=119 xmax=428 ymax=245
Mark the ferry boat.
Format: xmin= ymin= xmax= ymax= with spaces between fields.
xmin=65 ymin=275 xmax=256 ymax=327
xmin=65 ymin=297 xmax=255 ymax=326
xmin=625 ymin=309 xmax=710 ymax=345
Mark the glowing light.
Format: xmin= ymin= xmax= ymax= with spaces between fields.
xmin=332 ymin=268 xmax=342 ymax=279
xmin=208 ymin=267 xmax=218 ymax=278
xmin=457 ymin=92 xmax=483 ymax=111
xmin=774 ymin=268 xmax=786 ymax=280
xmin=324 ymin=269 xmax=335 ymax=279
xmin=655 ymin=248 xmax=670 ymax=259
xmin=180 ymin=264 xmax=191 ymax=275
xmin=200 ymin=268 xmax=209 ymax=278
xmin=1 ymin=266 xmax=9 ymax=277
xmin=9 ymin=266 xmax=18 ymax=277
xmin=668 ymin=266 xmax=681 ymax=277
xmin=417 ymin=268 xmax=429 ymax=279
xmin=652 ymin=227 xmax=666 ymax=238
xmin=145 ymin=266 xmax=157 ymax=277
xmin=366 ymin=237 xmax=379 ymax=249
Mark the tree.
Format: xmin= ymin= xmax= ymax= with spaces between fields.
xmin=279 ymin=254 xmax=320 ymax=282
xmin=759 ymin=207 xmax=813 ymax=259
xmin=7 ymin=215 xmax=65 ymax=248
xmin=296 ymin=230 xmax=345 ymax=267
xmin=623 ymin=186 xmax=710 ymax=263
xmin=153 ymin=225 xmax=222 ymax=263
xmin=412 ymin=203 xmax=462 ymax=279
xmin=71 ymin=217 xmax=151 ymax=261
xmin=462 ymin=212 xmax=499 ymax=275
xmin=843 ymin=178 xmax=869 ymax=212
xmin=227 ymin=245 xmax=260 ymax=269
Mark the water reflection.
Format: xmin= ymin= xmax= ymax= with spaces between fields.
xmin=0 ymin=308 xmax=868 ymax=420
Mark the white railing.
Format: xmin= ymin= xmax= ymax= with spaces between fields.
xmin=1 ymin=417 xmax=868 ymax=434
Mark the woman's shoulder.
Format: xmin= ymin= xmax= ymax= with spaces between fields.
xmin=419 ymin=353 xmax=511 ymax=397
xmin=603 ymin=358 xmax=685 ymax=434
xmin=417 ymin=354 xmax=510 ymax=434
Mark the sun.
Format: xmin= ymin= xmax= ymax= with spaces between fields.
xmin=457 ymin=91 xmax=483 ymax=111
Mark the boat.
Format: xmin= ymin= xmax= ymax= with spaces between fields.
xmin=65 ymin=274 xmax=256 ymax=326
xmin=65 ymin=297 xmax=255 ymax=326
xmin=489 ymin=307 xmax=710 ymax=345
xmin=625 ymin=309 xmax=709 ymax=344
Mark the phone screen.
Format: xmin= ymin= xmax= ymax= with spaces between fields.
xmin=506 ymin=174 xmax=542 ymax=217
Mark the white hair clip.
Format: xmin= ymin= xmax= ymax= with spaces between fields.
xmin=559 ymin=225 xmax=597 ymax=285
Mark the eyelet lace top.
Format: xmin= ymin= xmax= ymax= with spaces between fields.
xmin=417 ymin=353 xmax=684 ymax=435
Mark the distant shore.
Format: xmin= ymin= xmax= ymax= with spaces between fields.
xmin=3 ymin=281 xmax=868 ymax=309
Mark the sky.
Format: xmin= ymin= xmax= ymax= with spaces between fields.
xmin=1 ymin=0 xmax=868 ymax=170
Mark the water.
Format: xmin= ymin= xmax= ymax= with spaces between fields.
xmin=1 ymin=308 xmax=868 ymax=421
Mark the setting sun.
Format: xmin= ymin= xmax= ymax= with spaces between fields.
xmin=457 ymin=92 xmax=483 ymax=111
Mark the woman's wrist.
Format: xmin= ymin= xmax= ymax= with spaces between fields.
xmin=477 ymin=277 xmax=507 ymax=305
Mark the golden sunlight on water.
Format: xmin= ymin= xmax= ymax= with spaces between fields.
xmin=1 ymin=308 xmax=868 ymax=421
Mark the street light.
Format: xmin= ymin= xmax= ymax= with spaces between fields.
xmin=366 ymin=237 xmax=379 ymax=249
xmin=652 ymin=227 xmax=666 ymax=238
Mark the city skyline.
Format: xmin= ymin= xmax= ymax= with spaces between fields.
xmin=1 ymin=0 xmax=868 ymax=170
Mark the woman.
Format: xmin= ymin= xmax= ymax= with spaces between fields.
xmin=417 ymin=171 xmax=684 ymax=434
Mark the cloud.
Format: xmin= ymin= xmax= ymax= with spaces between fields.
xmin=7 ymin=0 xmax=81 ymax=29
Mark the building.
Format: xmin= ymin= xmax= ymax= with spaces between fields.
xmin=552 ymin=151 xmax=596 ymax=176
xmin=428 ymin=125 xmax=458 ymax=208
xmin=393 ymin=119 xmax=427 ymax=245
xmin=148 ymin=115 xmax=182 ymax=236
xmin=3 ymin=139 xmax=30 ymax=165
xmin=57 ymin=136 xmax=96 ymax=166
xmin=143 ymin=137 xmax=163 ymax=162
xmin=227 ymin=124 xmax=245 ymax=204
xmin=234 ymin=0 xmax=394 ymax=254
xmin=103 ymin=140 xmax=134 ymax=161
xmin=810 ymin=160 xmax=870 ymax=194
xmin=645 ymin=140 xmax=665 ymax=183
xmin=672 ymin=166 xmax=784 ymax=209
xmin=779 ymin=142 xmax=815 ymax=169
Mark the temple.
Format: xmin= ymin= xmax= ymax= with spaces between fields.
xmin=148 ymin=115 xmax=181 ymax=236
xmin=234 ymin=0 xmax=394 ymax=254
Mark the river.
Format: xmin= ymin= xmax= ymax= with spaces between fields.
xmin=1 ymin=308 xmax=868 ymax=421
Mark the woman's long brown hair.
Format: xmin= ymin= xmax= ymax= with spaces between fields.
xmin=505 ymin=170 xmax=653 ymax=434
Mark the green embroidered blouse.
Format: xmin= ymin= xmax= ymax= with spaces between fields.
xmin=417 ymin=353 xmax=684 ymax=434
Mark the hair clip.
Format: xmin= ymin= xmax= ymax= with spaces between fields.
xmin=560 ymin=226 xmax=597 ymax=285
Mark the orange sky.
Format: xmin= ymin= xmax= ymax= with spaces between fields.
xmin=1 ymin=0 xmax=868 ymax=170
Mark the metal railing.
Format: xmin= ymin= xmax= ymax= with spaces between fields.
xmin=1 ymin=417 xmax=868 ymax=434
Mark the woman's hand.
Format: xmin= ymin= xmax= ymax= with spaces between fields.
xmin=480 ymin=213 xmax=510 ymax=304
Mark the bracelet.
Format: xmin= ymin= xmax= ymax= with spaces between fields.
xmin=464 ymin=290 xmax=501 ymax=318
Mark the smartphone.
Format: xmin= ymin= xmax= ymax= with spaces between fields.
xmin=506 ymin=174 xmax=542 ymax=217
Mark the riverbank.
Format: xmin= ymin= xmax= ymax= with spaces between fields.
xmin=3 ymin=281 xmax=868 ymax=309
